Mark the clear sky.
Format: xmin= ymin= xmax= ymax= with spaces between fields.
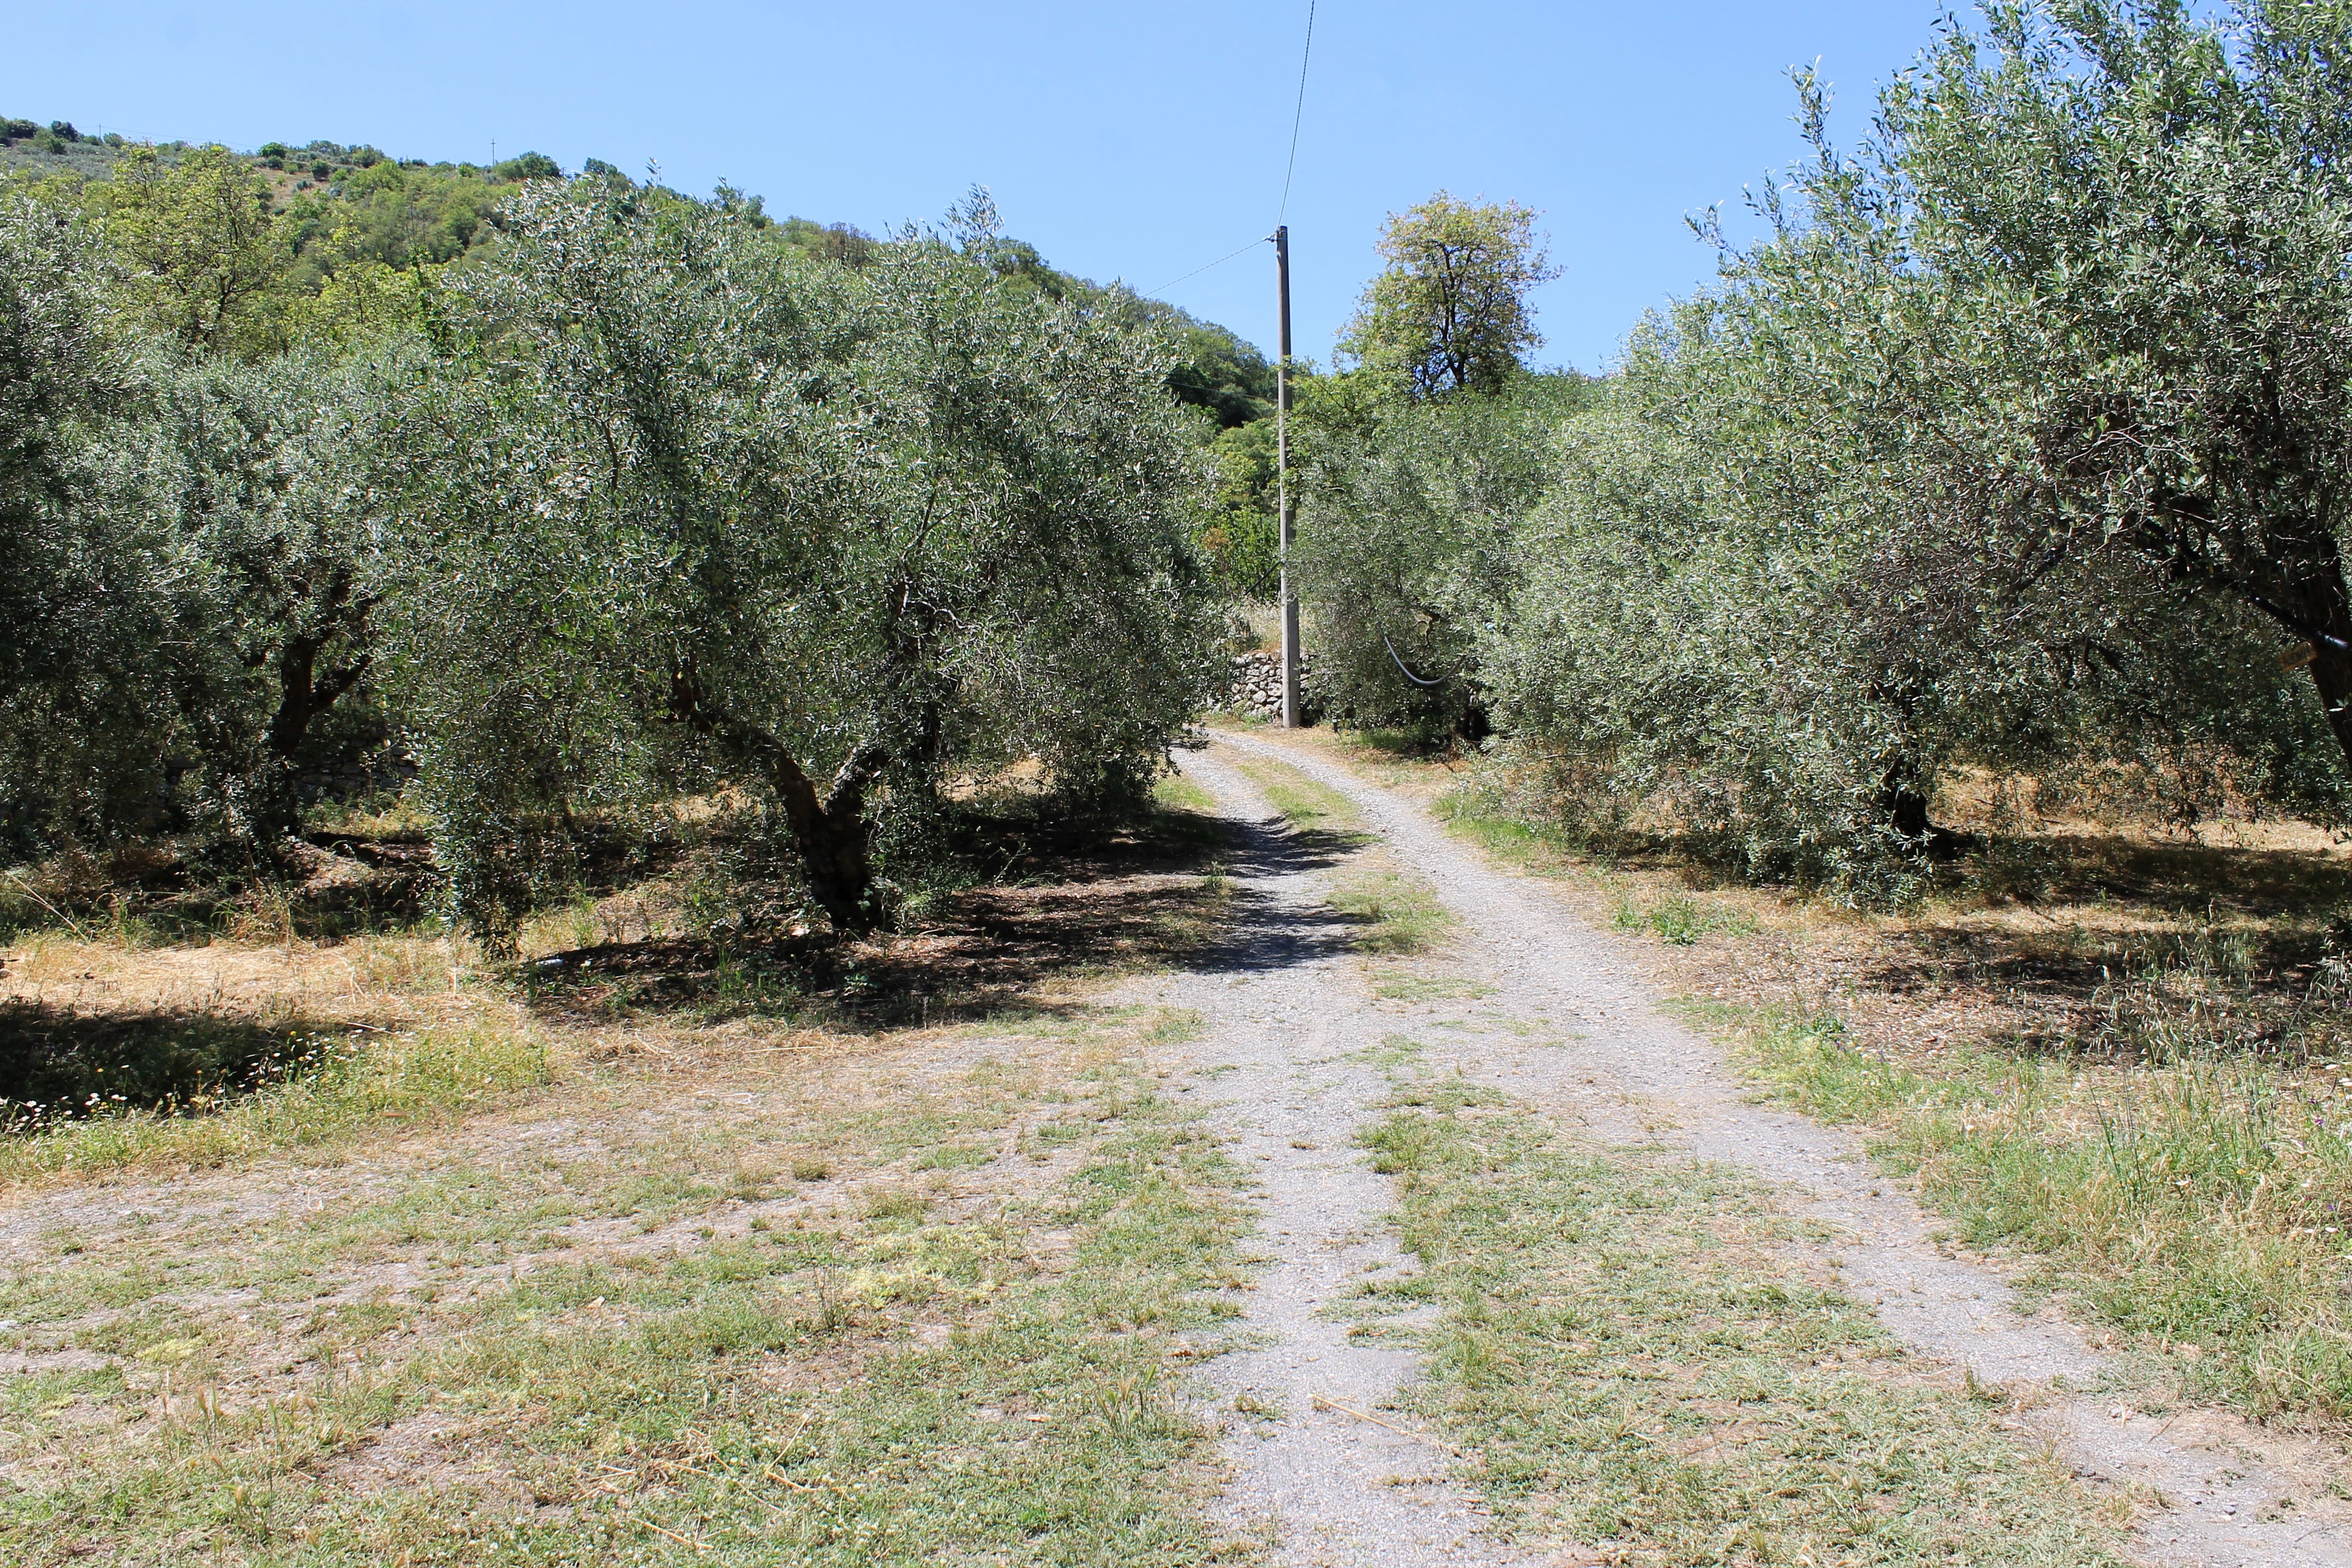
xmin=7 ymin=1 xmax=1948 ymax=370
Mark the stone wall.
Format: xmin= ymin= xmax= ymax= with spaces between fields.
xmin=1223 ymin=651 xmax=1315 ymax=721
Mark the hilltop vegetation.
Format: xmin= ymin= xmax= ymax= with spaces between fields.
xmin=2 ymin=122 xmax=1276 ymax=421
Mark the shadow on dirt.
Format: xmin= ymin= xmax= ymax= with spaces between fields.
xmin=1193 ymin=810 xmax=1367 ymax=976
xmin=0 ymin=1001 xmax=342 ymax=1126
xmin=514 ymin=801 xmax=1318 ymax=1030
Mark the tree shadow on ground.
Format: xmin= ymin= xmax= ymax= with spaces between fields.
xmin=517 ymin=801 xmax=1330 ymax=1030
xmin=518 ymin=792 xmax=1380 ymax=1030
xmin=1845 ymin=833 xmax=2352 ymax=1064
xmin=2022 ymin=832 xmax=2352 ymax=920
xmin=2 ymin=831 xmax=444 ymax=948
xmin=1191 ymin=807 xmax=1369 ymax=976
xmin=0 ymin=1001 xmax=341 ymax=1128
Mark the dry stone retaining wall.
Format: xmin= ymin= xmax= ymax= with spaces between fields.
xmin=1223 ymin=652 xmax=1316 ymax=721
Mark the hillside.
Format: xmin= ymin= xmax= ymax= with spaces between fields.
xmin=13 ymin=5 xmax=2352 ymax=1561
xmin=0 ymin=113 xmax=1277 ymax=444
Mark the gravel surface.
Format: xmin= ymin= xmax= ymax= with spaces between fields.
xmin=1156 ymin=732 xmax=2352 ymax=1568
xmin=1155 ymin=748 xmax=1543 ymax=1567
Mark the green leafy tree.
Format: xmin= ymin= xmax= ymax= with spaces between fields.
xmin=1297 ymin=373 xmax=1596 ymax=740
xmin=396 ymin=183 xmax=1219 ymax=941
xmin=1336 ymin=194 xmax=1558 ymax=399
xmin=128 ymin=346 xmax=409 ymax=850
xmin=1201 ymin=417 xmax=1281 ymax=600
xmin=491 ymin=151 xmax=561 ymax=182
xmin=96 ymin=145 xmax=292 ymax=357
xmin=1163 ymin=320 xmax=1275 ymax=428
xmin=0 ymin=199 xmax=179 ymax=847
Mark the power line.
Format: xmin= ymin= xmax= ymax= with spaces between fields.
xmin=1278 ymin=0 xmax=1316 ymax=221
xmin=1142 ymin=1 xmax=1315 ymax=302
xmin=1146 ymin=235 xmax=1268 ymax=296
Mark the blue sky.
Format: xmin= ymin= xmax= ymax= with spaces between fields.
xmin=8 ymin=1 xmax=1947 ymax=369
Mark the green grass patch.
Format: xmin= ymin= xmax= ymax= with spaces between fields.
xmin=1330 ymin=870 xmax=1454 ymax=955
xmin=1150 ymin=770 xmax=1221 ymax=818
xmin=1226 ymin=754 xmax=1366 ymax=845
xmin=1432 ymin=781 xmax=1583 ymax=872
xmin=0 ymin=1021 xmax=553 ymax=1186
xmin=1609 ymin=891 xmax=1754 ymax=947
xmin=2 ymin=1065 xmax=1255 ymax=1565
xmin=1370 ymin=971 xmax=1495 ymax=1002
xmin=1350 ymin=1034 xmax=1428 ymax=1070
xmin=1701 ymin=998 xmax=2352 ymax=1425
xmin=1359 ymin=1090 xmax=2131 ymax=1565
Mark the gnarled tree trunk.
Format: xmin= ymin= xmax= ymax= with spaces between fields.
xmin=667 ymin=663 xmax=893 ymax=934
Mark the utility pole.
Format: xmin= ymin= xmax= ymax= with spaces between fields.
xmin=1275 ymin=224 xmax=1302 ymax=728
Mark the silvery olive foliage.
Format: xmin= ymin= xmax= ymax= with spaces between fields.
xmin=1483 ymin=0 xmax=2352 ymax=899
xmin=394 ymin=182 xmax=1219 ymax=941
xmin=0 ymin=198 xmax=172 ymax=847
xmin=1796 ymin=0 xmax=2352 ymax=766
xmin=1294 ymin=373 xmax=1594 ymax=741
xmin=1717 ymin=0 xmax=2352 ymax=780
xmin=1 ymin=193 xmax=456 ymax=862
xmin=1489 ymin=310 xmax=2334 ymax=902
xmin=126 ymin=345 xmax=412 ymax=852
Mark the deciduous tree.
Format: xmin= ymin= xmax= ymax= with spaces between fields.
xmin=1336 ymin=194 xmax=1557 ymax=399
xmin=96 ymin=145 xmax=292 ymax=357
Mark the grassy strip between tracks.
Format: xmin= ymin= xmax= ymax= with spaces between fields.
xmin=1352 ymin=1079 xmax=2137 ymax=1567
xmin=1222 ymin=748 xmax=1455 ymax=957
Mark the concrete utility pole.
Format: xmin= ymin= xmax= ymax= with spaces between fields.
xmin=1275 ymin=224 xmax=1302 ymax=728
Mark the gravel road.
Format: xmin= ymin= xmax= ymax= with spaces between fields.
xmin=1146 ymin=732 xmax=2352 ymax=1568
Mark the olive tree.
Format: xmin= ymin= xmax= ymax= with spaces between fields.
xmin=1490 ymin=289 xmax=2342 ymax=901
xmin=396 ymin=183 xmax=1219 ymax=941
xmin=0 ymin=200 xmax=178 ymax=847
xmin=0 ymin=193 xmax=417 ymax=856
xmin=1477 ymin=0 xmax=2352 ymax=901
xmin=127 ymin=346 xmax=410 ymax=851
xmin=1294 ymin=372 xmax=1593 ymax=741
xmin=1730 ymin=0 xmax=2352 ymax=778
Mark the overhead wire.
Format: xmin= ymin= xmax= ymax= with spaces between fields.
xmin=1145 ymin=236 xmax=1269 ymax=296
xmin=1278 ymin=0 xmax=1316 ymax=222
xmin=1143 ymin=0 xmax=1318 ymax=299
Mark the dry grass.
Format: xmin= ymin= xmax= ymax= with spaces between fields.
xmin=3 ymin=927 xmax=467 ymax=1022
xmin=0 ymin=1001 xmax=1252 ymax=1565
xmin=0 ymin=790 xmax=1254 ymax=1564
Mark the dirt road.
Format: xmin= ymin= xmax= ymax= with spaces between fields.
xmin=1157 ymin=732 xmax=2352 ymax=1568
